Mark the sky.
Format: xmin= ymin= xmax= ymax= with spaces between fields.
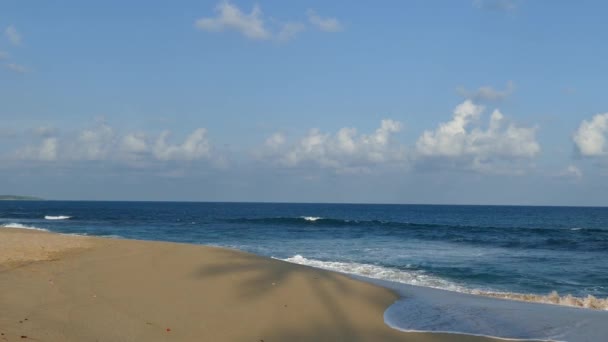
xmin=1 ymin=0 xmax=608 ymax=205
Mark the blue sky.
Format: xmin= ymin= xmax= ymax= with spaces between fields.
xmin=1 ymin=0 xmax=608 ymax=205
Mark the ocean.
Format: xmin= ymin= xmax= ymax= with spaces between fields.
xmin=2 ymin=201 xmax=608 ymax=341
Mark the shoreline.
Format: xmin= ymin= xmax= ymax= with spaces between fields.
xmin=0 ymin=227 xmax=608 ymax=341
xmin=0 ymin=228 xmax=497 ymax=342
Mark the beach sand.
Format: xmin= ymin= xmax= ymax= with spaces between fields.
xmin=0 ymin=229 xmax=497 ymax=342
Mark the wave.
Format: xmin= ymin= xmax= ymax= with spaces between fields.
xmin=301 ymin=216 xmax=322 ymax=222
xmin=278 ymin=254 xmax=608 ymax=310
xmin=278 ymin=254 xmax=467 ymax=292
xmin=62 ymin=232 xmax=123 ymax=239
xmin=228 ymin=216 xmax=605 ymax=232
xmin=475 ymin=290 xmax=608 ymax=310
xmin=45 ymin=215 xmax=72 ymax=220
xmin=1 ymin=222 xmax=49 ymax=232
xmin=228 ymin=217 xmax=608 ymax=252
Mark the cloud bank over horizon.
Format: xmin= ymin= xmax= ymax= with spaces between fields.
xmin=7 ymin=100 xmax=605 ymax=180
xmin=3 ymin=99 xmax=598 ymax=204
xmin=11 ymin=122 xmax=217 ymax=167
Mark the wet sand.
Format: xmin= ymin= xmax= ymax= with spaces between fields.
xmin=0 ymin=228 xmax=497 ymax=341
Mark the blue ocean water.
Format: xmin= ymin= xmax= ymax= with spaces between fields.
xmin=4 ymin=201 xmax=608 ymax=341
xmin=2 ymin=201 xmax=608 ymax=299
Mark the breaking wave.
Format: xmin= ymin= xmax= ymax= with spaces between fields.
xmin=301 ymin=216 xmax=322 ymax=222
xmin=45 ymin=215 xmax=72 ymax=220
xmin=1 ymin=222 xmax=49 ymax=232
xmin=279 ymin=254 xmax=608 ymax=310
xmin=279 ymin=255 xmax=468 ymax=292
xmin=476 ymin=290 xmax=608 ymax=310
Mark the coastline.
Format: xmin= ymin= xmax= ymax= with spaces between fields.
xmin=0 ymin=228 xmax=497 ymax=342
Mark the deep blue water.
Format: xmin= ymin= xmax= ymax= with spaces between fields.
xmin=2 ymin=201 xmax=608 ymax=298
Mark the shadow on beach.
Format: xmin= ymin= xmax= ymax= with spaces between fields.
xmin=196 ymin=249 xmax=494 ymax=342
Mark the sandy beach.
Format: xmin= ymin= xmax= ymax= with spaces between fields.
xmin=0 ymin=228 xmax=499 ymax=342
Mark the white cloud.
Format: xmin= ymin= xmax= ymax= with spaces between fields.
xmin=262 ymin=120 xmax=406 ymax=172
xmin=154 ymin=128 xmax=211 ymax=161
xmin=573 ymin=113 xmax=608 ymax=157
xmin=121 ymin=133 xmax=148 ymax=154
xmin=195 ymin=1 xmax=270 ymax=40
xmin=456 ymin=81 xmax=515 ymax=102
xmin=277 ymin=22 xmax=306 ymax=42
xmin=12 ymin=123 xmax=215 ymax=165
xmin=306 ymin=9 xmax=343 ymax=32
xmin=264 ymin=132 xmax=286 ymax=149
xmin=473 ymin=0 xmax=517 ymax=12
xmin=38 ymin=138 xmax=58 ymax=161
xmin=259 ymin=101 xmax=540 ymax=175
xmin=4 ymin=25 xmax=21 ymax=45
xmin=195 ymin=2 xmax=341 ymax=41
xmin=18 ymin=137 xmax=59 ymax=161
xmin=74 ymin=124 xmax=115 ymax=160
xmin=557 ymin=165 xmax=583 ymax=181
xmin=415 ymin=100 xmax=540 ymax=172
xmin=5 ymin=63 xmax=29 ymax=73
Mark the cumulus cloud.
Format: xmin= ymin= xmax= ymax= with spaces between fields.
xmin=473 ymin=0 xmax=517 ymax=12
xmin=195 ymin=1 xmax=271 ymax=40
xmin=73 ymin=124 xmax=115 ymax=160
xmin=264 ymin=132 xmax=286 ymax=149
xmin=261 ymin=120 xmax=406 ymax=173
xmin=259 ymin=101 xmax=540 ymax=175
xmin=5 ymin=63 xmax=29 ymax=73
xmin=573 ymin=113 xmax=608 ymax=157
xmin=121 ymin=133 xmax=148 ymax=154
xmin=306 ymin=9 xmax=343 ymax=32
xmin=17 ymin=137 xmax=59 ymax=161
xmin=154 ymin=128 xmax=211 ymax=161
xmin=13 ymin=123 xmax=214 ymax=165
xmin=4 ymin=25 xmax=21 ymax=45
xmin=195 ymin=2 xmax=341 ymax=42
xmin=415 ymin=100 xmax=540 ymax=172
xmin=456 ymin=81 xmax=515 ymax=102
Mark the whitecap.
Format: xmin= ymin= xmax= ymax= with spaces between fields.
xmin=44 ymin=215 xmax=72 ymax=220
xmin=278 ymin=254 xmax=608 ymax=310
xmin=301 ymin=216 xmax=322 ymax=222
xmin=1 ymin=222 xmax=49 ymax=232
xmin=278 ymin=254 xmax=466 ymax=292
xmin=278 ymin=254 xmax=608 ymax=341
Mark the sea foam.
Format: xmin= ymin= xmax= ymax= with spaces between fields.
xmin=280 ymin=254 xmax=608 ymax=341
xmin=1 ymin=222 xmax=49 ymax=231
xmin=280 ymin=254 xmax=467 ymax=292
xmin=300 ymin=216 xmax=322 ymax=222
xmin=280 ymin=254 xmax=608 ymax=311
xmin=376 ymin=277 xmax=608 ymax=342
xmin=44 ymin=215 xmax=72 ymax=220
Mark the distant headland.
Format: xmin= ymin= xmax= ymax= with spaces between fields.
xmin=0 ymin=195 xmax=44 ymax=201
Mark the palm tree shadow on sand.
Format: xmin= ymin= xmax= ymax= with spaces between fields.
xmin=195 ymin=248 xmax=494 ymax=342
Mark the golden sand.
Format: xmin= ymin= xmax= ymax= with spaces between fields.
xmin=0 ymin=228 xmax=496 ymax=341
